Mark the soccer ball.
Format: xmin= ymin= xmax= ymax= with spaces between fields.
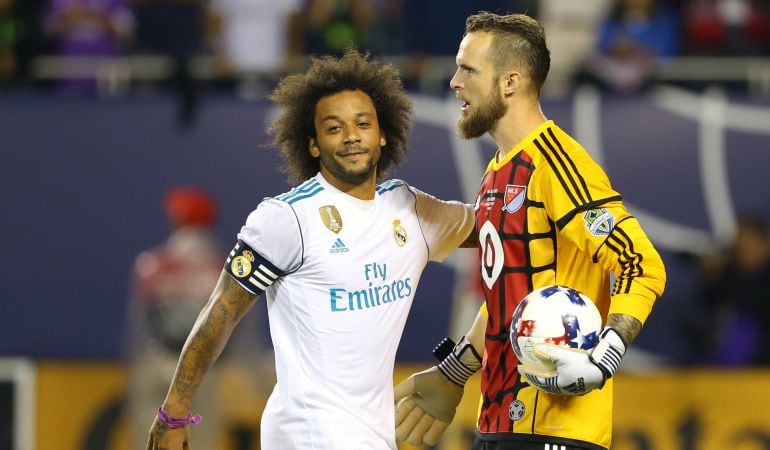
xmin=510 ymin=285 xmax=602 ymax=372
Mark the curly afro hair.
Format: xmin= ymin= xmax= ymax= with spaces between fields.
xmin=268 ymin=49 xmax=413 ymax=185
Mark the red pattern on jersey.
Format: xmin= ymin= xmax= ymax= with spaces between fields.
xmin=475 ymin=151 xmax=546 ymax=433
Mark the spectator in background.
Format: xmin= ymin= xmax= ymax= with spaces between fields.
xmin=302 ymin=0 xmax=374 ymax=56
xmin=365 ymin=0 xmax=405 ymax=56
xmin=0 ymin=0 xmax=20 ymax=85
xmin=682 ymin=0 xmax=770 ymax=56
xmin=43 ymin=0 xmax=134 ymax=94
xmin=126 ymin=187 xmax=224 ymax=449
xmin=577 ymin=0 xmax=680 ymax=94
xmin=130 ymin=0 xmax=205 ymax=126
xmin=401 ymin=0 xmax=526 ymax=93
xmin=4 ymin=0 xmax=48 ymax=86
xmin=696 ymin=215 xmax=770 ymax=365
xmin=208 ymin=0 xmax=302 ymax=100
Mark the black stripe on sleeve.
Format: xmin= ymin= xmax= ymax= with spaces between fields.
xmin=592 ymin=215 xmax=633 ymax=262
xmin=534 ymin=138 xmax=581 ymax=208
xmin=555 ymin=196 xmax=623 ymax=230
xmin=611 ymin=225 xmax=644 ymax=294
xmin=546 ymin=127 xmax=593 ymax=204
xmin=603 ymin=224 xmax=644 ymax=295
xmin=537 ymin=130 xmax=590 ymax=206
xmin=224 ymin=240 xmax=284 ymax=295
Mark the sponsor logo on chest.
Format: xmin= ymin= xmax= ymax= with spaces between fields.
xmin=329 ymin=262 xmax=413 ymax=313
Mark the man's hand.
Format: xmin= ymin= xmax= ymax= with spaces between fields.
xmin=394 ymin=367 xmax=463 ymax=446
xmin=518 ymin=345 xmax=605 ymax=395
xmin=146 ymin=417 xmax=191 ymax=450
xmin=394 ymin=334 xmax=481 ymax=446
xmin=518 ymin=327 xmax=627 ymax=396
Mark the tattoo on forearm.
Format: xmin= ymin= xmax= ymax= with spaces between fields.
xmin=606 ymin=314 xmax=642 ymax=346
xmin=169 ymin=272 xmax=256 ymax=404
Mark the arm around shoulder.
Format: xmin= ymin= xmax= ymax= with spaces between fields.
xmin=412 ymin=187 xmax=476 ymax=261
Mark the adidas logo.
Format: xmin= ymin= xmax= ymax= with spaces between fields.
xmin=329 ymin=238 xmax=350 ymax=253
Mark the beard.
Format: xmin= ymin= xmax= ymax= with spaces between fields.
xmin=458 ymin=86 xmax=507 ymax=139
xmin=319 ymin=146 xmax=379 ymax=185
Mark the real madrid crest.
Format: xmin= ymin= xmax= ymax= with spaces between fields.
xmin=319 ymin=205 xmax=343 ymax=234
xmin=393 ymin=219 xmax=407 ymax=247
xmin=230 ymin=250 xmax=255 ymax=278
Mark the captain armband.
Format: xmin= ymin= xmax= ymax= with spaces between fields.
xmin=224 ymin=240 xmax=284 ymax=295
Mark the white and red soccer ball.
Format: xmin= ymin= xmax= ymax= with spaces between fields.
xmin=510 ymin=285 xmax=602 ymax=371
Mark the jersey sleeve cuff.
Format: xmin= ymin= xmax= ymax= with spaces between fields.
xmin=608 ymin=292 xmax=654 ymax=325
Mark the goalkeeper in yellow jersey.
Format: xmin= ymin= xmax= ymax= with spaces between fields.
xmin=394 ymin=12 xmax=666 ymax=450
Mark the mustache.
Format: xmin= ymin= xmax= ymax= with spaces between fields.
xmin=336 ymin=145 xmax=369 ymax=156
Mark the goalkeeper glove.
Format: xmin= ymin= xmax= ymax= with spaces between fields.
xmin=394 ymin=336 xmax=481 ymax=445
xmin=518 ymin=327 xmax=626 ymax=396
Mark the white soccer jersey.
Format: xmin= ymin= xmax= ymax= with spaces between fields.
xmin=224 ymin=173 xmax=474 ymax=450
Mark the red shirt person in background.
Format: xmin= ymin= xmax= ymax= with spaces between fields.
xmin=126 ymin=187 xmax=223 ymax=449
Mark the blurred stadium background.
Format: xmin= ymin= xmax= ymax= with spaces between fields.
xmin=1 ymin=0 xmax=770 ymax=449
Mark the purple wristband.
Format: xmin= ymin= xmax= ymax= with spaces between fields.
xmin=157 ymin=406 xmax=202 ymax=429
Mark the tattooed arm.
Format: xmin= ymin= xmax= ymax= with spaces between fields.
xmin=606 ymin=313 xmax=643 ymax=347
xmin=147 ymin=271 xmax=257 ymax=450
xmin=519 ymin=312 xmax=645 ymax=396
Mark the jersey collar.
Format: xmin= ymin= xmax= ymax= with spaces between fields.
xmin=489 ymin=119 xmax=556 ymax=172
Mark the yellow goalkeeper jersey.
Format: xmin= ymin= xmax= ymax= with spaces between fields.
xmin=472 ymin=120 xmax=666 ymax=449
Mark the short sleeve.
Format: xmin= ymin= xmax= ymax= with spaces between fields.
xmin=224 ymin=199 xmax=302 ymax=295
xmin=412 ymin=186 xmax=475 ymax=262
xmin=237 ymin=198 xmax=302 ymax=272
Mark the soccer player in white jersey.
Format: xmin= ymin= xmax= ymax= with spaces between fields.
xmin=146 ymin=49 xmax=476 ymax=450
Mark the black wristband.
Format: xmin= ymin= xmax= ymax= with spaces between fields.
xmin=432 ymin=337 xmax=456 ymax=362
xmin=436 ymin=336 xmax=482 ymax=386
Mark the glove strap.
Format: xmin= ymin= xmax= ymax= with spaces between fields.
xmin=432 ymin=337 xmax=456 ymax=362
xmin=590 ymin=327 xmax=627 ymax=380
xmin=437 ymin=336 xmax=482 ymax=386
